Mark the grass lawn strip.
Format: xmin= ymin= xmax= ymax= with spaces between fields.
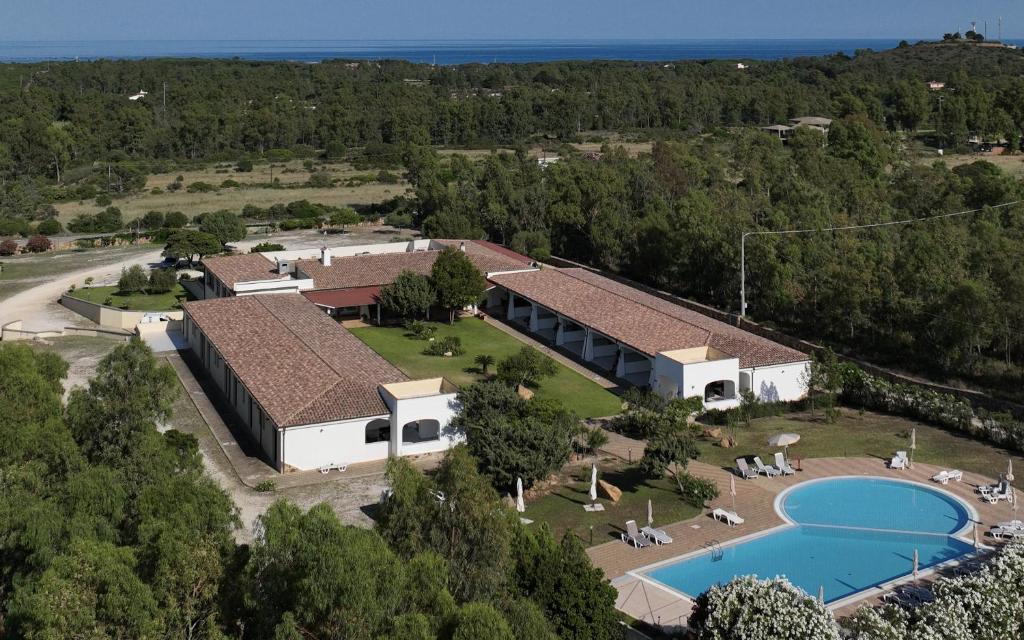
xmin=350 ymin=318 xmax=622 ymax=419
xmin=68 ymin=283 xmax=189 ymax=312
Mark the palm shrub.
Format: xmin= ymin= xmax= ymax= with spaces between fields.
xmin=474 ymin=354 xmax=495 ymax=375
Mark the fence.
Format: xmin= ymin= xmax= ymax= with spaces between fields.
xmin=545 ymin=256 xmax=1024 ymax=417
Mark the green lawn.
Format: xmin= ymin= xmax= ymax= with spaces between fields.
xmin=525 ymin=460 xmax=702 ymax=546
xmin=68 ymin=284 xmax=189 ymax=311
xmin=350 ymin=318 xmax=622 ymax=419
xmin=695 ymin=408 xmax=1023 ymax=489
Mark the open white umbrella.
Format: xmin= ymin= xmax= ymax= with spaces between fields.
xmin=515 ymin=477 xmax=525 ymax=514
xmin=647 ymin=499 xmax=653 ymax=527
xmin=768 ymin=433 xmax=800 ymax=460
xmin=589 ymin=464 xmax=598 ymax=504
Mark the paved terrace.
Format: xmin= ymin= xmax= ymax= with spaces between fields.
xmin=589 ymin=456 xmax=1015 ymax=629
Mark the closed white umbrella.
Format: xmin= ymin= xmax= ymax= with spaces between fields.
xmin=768 ymin=433 xmax=801 ymax=460
xmin=913 ymin=549 xmax=919 ymax=580
xmin=1007 ymin=458 xmax=1015 ymax=482
xmin=818 ymin=585 xmax=824 ymax=603
xmin=730 ymin=475 xmax=737 ymax=513
xmin=647 ymin=498 xmax=653 ymax=527
xmin=516 ymin=477 xmax=525 ymax=514
xmin=973 ymin=522 xmax=980 ymax=549
xmin=909 ymin=428 xmax=917 ymax=468
xmin=589 ymin=464 xmax=598 ymax=504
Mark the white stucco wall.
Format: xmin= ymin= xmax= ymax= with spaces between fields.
xmin=282 ymin=415 xmax=393 ymax=470
xmin=653 ymin=354 xmax=741 ymax=408
xmin=385 ymin=392 xmax=463 ymax=457
xmin=745 ymin=361 xmax=810 ymax=403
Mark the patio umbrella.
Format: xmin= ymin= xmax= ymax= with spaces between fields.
xmin=818 ymin=585 xmax=824 ymax=603
xmin=973 ymin=522 xmax=980 ymax=549
xmin=909 ymin=428 xmax=917 ymax=468
xmin=1007 ymin=458 xmax=1015 ymax=482
xmin=515 ymin=477 xmax=525 ymax=514
xmin=730 ymin=475 xmax=737 ymax=513
xmin=913 ymin=549 xmax=919 ymax=580
xmin=768 ymin=433 xmax=800 ymax=459
xmin=647 ymin=499 xmax=653 ymax=527
xmin=589 ymin=464 xmax=598 ymax=504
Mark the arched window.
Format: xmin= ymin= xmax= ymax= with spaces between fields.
xmin=402 ymin=419 xmax=441 ymax=444
xmin=365 ymin=418 xmax=390 ymax=444
xmin=704 ymin=380 xmax=736 ymax=402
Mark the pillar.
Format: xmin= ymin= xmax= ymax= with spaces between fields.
xmin=506 ymin=293 xmax=516 ymax=320
xmin=528 ymin=302 xmax=539 ymax=332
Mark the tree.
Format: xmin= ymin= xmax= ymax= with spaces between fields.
xmin=640 ymin=423 xmax=700 ymax=496
xmin=140 ymin=210 xmax=165 ymax=230
xmin=496 ymin=346 xmax=558 ymax=389
xmin=430 ymin=247 xmax=486 ymax=323
xmin=509 ymin=230 xmax=551 ymax=261
xmin=473 ymin=354 xmax=495 ymax=375
xmin=118 ymin=264 xmax=149 ymax=294
xmin=329 ymin=207 xmax=360 ymax=227
xmin=0 ymin=238 xmax=19 ymax=255
xmin=378 ymin=270 xmax=436 ymax=320
xmin=163 ymin=211 xmax=188 ymax=229
xmin=198 ymin=210 xmax=246 ymax=246
xmin=163 ymin=230 xmax=222 ymax=265
xmin=689 ymin=576 xmax=841 ymax=640
xmin=35 ymin=218 xmax=62 ymax=235
xmin=24 ymin=235 xmax=52 ymax=253
xmin=148 ymin=267 xmax=177 ymax=294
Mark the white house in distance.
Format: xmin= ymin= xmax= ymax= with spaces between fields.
xmin=182 ymin=293 xmax=461 ymax=472
xmin=486 ymin=267 xmax=809 ymax=410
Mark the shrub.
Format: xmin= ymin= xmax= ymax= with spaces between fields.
xmin=677 ymin=472 xmax=720 ymax=507
xmin=236 ymin=158 xmax=254 ymax=172
xmin=254 ymin=480 xmax=277 ymax=493
xmin=496 ymin=346 xmax=557 ymax=388
xmin=307 ymin=171 xmax=334 ymax=188
xmin=0 ymin=239 xmax=19 ymax=256
xmin=118 ymin=265 xmax=148 ymax=293
xmin=140 ymin=211 xmax=165 ymax=230
xmin=250 ymin=242 xmax=285 ymax=253
xmin=384 ymin=212 xmax=413 ymax=228
xmin=406 ymin=321 xmax=437 ymax=341
xmin=35 ymin=218 xmax=63 ymax=235
xmin=186 ymin=181 xmax=216 ymax=193
xmin=220 ymin=179 xmax=240 ymax=188
xmin=474 ymin=354 xmax=495 ymax=375
xmin=423 ymin=335 xmax=464 ymax=357
xmin=163 ymin=211 xmax=188 ymax=228
xmin=279 ymin=217 xmax=318 ymax=231
xmin=95 ymin=194 xmax=112 ymax=206
xmin=377 ymin=170 xmax=400 ymax=184
xmin=24 ymin=235 xmax=52 ymax=253
xmin=148 ymin=268 xmax=177 ymax=294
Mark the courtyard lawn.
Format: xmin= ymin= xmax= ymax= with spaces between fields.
xmin=68 ymin=284 xmax=189 ymax=311
xmin=525 ymin=459 xmax=702 ymax=546
xmin=695 ymin=408 xmax=1023 ymax=489
xmin=350 ymin=317 xmax=622 ymax=419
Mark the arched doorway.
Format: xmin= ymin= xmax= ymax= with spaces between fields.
xmin=704 ymin=380 xmax=736 ymax=402
xmin=402 ymin=419 xmax=441 ymax=444
xmin=365 ymin=418 xmax=391 ymax=443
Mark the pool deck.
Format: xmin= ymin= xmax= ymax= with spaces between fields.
xmin=591 ymin=455 xmax=1014 ymax=629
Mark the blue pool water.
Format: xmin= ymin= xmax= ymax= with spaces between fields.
xmin=644 ymin=478 xmax=974 ymax=604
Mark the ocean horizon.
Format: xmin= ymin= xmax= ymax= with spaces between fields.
xmin=0 ymin=38 xmax=998 ymax=64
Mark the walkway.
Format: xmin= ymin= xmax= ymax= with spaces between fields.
xmin=592 ymin=457 xmax=1014 ymax=628
xmin=478 ymin=312 xmax=620 ymax=391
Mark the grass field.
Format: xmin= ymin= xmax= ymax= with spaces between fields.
xmin=68 ymin=284 xmax=189 ymax=311
xmin=695 ymin=408 xmax=1022 ymax=489
xmin=55 ymin=160 xmax=411 ymax=224
xmin=349 ymin=318 xmax=622 ymax=419
xmin=525 ymin=459 xmax=702 ymax=546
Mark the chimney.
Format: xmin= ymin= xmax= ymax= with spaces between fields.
xmin=459 ymin=242 xmax=466 ymax=253
xmin=320 ymin=246 xmax=331 ymax=267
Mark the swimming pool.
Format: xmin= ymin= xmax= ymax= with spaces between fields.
xmin=641 ymin=477 xmax=976 ymax=605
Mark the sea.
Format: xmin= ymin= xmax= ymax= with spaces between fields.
xmin=0 ymin=39 xmax=979 ymax=64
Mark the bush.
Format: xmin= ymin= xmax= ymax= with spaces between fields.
xmin=250 ymin=242 xmax=285 ymax=253
xmin=236 ymin=158 xmax=254 ymax=172
xmin=95 ymin=194 xmax=112 ymax=206
xmin=496 ymin=346 xmax=557 ymax=388
xmin=35 ymin=219 xmax=63 ymax=235
xmin=254 ymin=480 xmax=277 ymax=493
xmin=279 ymin=217 xmax=318 ymax=230
xmin=198 ymin=210 xmax=247 ymax=245
xmin=377 ymin=170 xmax=400 ymax=184
xmin=187 ymin=181 xmax=216 ymax=193
xmin=148 ymin=268 xmax=177 ymax=294
xmin=702 ymin=399 xmax=808 ymax=425
xmin=406 ymin=321 xmax=438 ymax=340
xmin=307 ymin=171 xmax=334 ymax=188
xmin=140 ymin=211 xmax=165 ymax=230
xmin=423 ymin=335 xmax=464 ymax=357
xmin=118 ymin=265 xmax=148 ymax=293
xmin=220 ymin=179 xmax=240 ymax=188
xmin=677 ymin=473 xmax=720 ymax=507
xmin=24 ymin=235 xmax=52 ymax=253
xmin=163 ymin=211 xmax=188 ymax=228
xmin=384 ymin=212 xmax=414 ymax=228
xmin=691 ymin=576 xmax=841 ymax=640
xmin=0 ymin=239 xmax=19 ymax=256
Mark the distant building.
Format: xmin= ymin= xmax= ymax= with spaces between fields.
xmin=736 ymin=63 xmax=749 ymax=70
xmin=537 ymin=156 xmax=560 ymax=168
xmin=128 ymin=90 xmax=148 ymax=101
xmin=927 ymin=81 xmax=946 ymax=91
xmin=760 ymin=124 xmax=794 ymax=140
xmin=789 ymin=116 xmax=832 ymax=135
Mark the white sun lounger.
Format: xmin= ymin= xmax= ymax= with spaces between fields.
xmin=712 ymin=508 xmax=744 ymax=526
xmin=735 ymin=458 xmax=758 ymax=479
xmin=889 ymin=451 xmax=908 ymax=469
xmin=753 ymin=456 xmax=781 ymax=477
xmin=774 ymin=452 xmax=796 ymax=475
xmin=931 ymin=470 xmax=963 ymax=484
xmin=995 ymin=520 xmax=1024 ymax=530
xmin=990 ymin=527 xmax=1024 ymax=540
xmin=622 ymin=519 xmax=651 ymax=548
xmin=642 ymin=526 xmax=673 ymax=545
xmin=984 ymin=491 xmax=1011 ymax=504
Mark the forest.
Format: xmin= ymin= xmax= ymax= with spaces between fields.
xmin=2 ymin=42 xmax=1024 ymax=394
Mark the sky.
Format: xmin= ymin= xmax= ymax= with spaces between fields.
xmin=3 ymin=0 xmax=1023 ymax=41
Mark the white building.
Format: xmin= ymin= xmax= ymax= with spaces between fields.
xmin=182 ymin=293 xmax=461 ymax=472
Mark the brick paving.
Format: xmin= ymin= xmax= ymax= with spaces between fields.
xmin=591 ymin=456 xmax=1016 ymax=629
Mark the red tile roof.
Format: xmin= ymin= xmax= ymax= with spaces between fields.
xmin=183 ymin=294 xmax=407 ymax=427
xmin=304 ymin=286 xmax=381 ymax=309
xmin=202 ymin=253 xmax=277 ymax=288
xmin=489 ymin=268 xmax=807 ymax=368
xmin=295 ymin=241 xmax=532 ymax=291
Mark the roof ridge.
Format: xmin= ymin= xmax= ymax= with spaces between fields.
xmin=559 ymin=268 xmax=713 ymax=342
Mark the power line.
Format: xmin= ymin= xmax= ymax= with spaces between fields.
xmin=739 ymin=200 xmax=1023 ymax=317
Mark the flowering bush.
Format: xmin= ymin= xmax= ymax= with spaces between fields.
xmin=689 ymin=576 xmax=840 ymax=640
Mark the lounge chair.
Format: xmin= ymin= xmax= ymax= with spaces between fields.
xmin=984 ymin=490 xmax=1011 ymax=504
xmin=712 ymin=508 xmax=744 ymax=526
xmin=622 ymin=520 xmax=651 ymax=548
xmin=889 ymin=451 xmax=908 ymax=470
xmin=735 ymin=458 xmax=758 ymax=480
xmin=753 ymin=456 xmax=781 ymax=477
xmin=995 ymin=520 xmax=1024 ymax=530
xmin=990 ymin=527 xmax=1024 ymax=540
xmin=641 ymin=526 xmax=673 ymax=545
xmin=774 ymin=452 xmax=796 ymax=475
xmin=931 ymin=470 xmax=963 ymax=485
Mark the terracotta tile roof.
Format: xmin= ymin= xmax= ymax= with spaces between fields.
xmin=303 ymin=286 xmax=381 ymax=309
xmin=489 ymin=268 xmax=807 ymax=368
xmin=183 ymin=294 xmax=407 ymax=427
xmin=296 ymin=241 xmax=532 ymax=291
xmin=202 ymin=253 xmax=277 ymax=288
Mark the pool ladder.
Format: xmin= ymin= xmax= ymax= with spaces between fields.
xmin=704 ymin=539 xmax=724 ymax=562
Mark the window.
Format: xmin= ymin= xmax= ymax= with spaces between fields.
xmin=365 ymin=418 xmax=390 ymax=444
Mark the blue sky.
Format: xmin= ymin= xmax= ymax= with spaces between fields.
xmin=3 ymin=0 xmax=1023 ymax=40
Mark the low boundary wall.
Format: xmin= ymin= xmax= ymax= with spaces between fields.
xmin=60 ymin=294 xmax=183 ymax=330
xmin=1 ymin=320 xmax=132 ymax=342
xmin=545 ymin=255 xmax=1023 ymax=416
